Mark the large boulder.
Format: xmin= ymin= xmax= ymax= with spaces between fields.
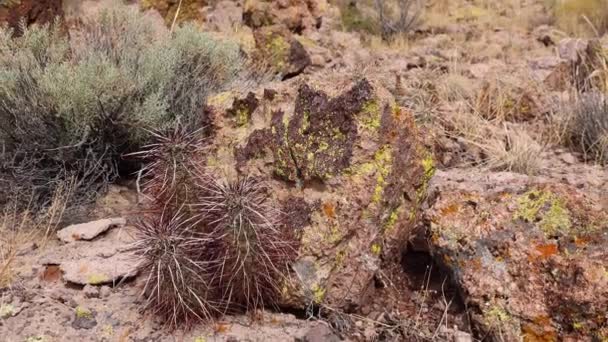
xmin=209 ymin=78 xmax=429 ymax=311
xmin=426 ymin=170 xmax=608 ymax=341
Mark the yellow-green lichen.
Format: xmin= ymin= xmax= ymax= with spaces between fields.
xmin=384 ymin=208 xmax=399 ymax=233
xmin=25 ymin=336 xmax=46 ymax=342
xmin=194 ymin=337 xmax=207 ymax=342
xmin=359 ymin=100 xmax=381 ymax=131
xmin=87 ymin=273 xmax=108 ymax=285
xmin=75 ymin=306 xmax=92 ymax=319
xmin=235 ymin=108 xmax=249 ymax=126
xmin=514 ymin=189 xmax=572 ymax=236
xmin=370 ymin=243 xmax=382 ymax=255
xmin=310 ymin=283 xmax=326 ymax=304
xmin=267 ymin=35 xmax=289 ymax=69
xmin=487 ymin=305 xmax=511 ymax=325
xmin=0 ymin=304 xmax=14 ymax=318
xmin=371 ymin=145 xmax=393 ymax=204
xmin=335 ymin=249 xmax=347 ymax=267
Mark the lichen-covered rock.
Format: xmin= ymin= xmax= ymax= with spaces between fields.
xmin=253 ymin=24 xmax=311 ymax=80
xmin=243 ymin=0 xmax=327 ymax=34
xmin=0 ymin=0 xmax=63 ymax=29
xmin=426 ymin=173 xmax=608 ymax=341
xmin=225 ymin=79 xmax=428 ymax=310
xmin=226 ymin=92 xmax=259 ymax=126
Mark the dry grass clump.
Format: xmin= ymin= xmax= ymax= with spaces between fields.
xmin=550 ymin=0 xmax=608 ymax=37
xmin=0 ymin=180 xmax=72 ymax=288
xmin=551 ymin=92 xmax=608 ymax=164
xmin=0 ymin=4 xmax=241 ymax=212
xmin=442 ymin=109 xmax=544 ymax=175
xmin=132 ymin=125 xmax=297 ymax=329
xmin=475 ymin=77 xmax=542 ymax=122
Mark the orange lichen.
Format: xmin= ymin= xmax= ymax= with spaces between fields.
xmin=440 ymin=203 xmax=461 ymax=216
xmin=322 ymin=202 xmax=336 ymax=219
xmin=535 ymin=244 xmax=558 ymax=259
xmin=214 ymin=322 xmax=231 ymax=333
xmin=522 ymin=316 xmax=557 ymax=342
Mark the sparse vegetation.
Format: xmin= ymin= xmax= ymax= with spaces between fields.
xmin=0 ymin=5 xmax=241 ymax=212
xmin=374 ymin=0 xmax=424 ymax=40
xmin=550 ymin=0 xmax=608 ymax=37
xmin=339 ymin=0 xmax=424 ymax=40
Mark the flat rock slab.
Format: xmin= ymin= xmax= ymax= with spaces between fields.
xmin=60 ymin=252 xmax=139 ymax=285
xmin=57 ymin=217 xmax=126 ymax=243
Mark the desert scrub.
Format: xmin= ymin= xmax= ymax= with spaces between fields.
xmin=0 ymin=5 xmax=241 ymax=210
xmin=550 ymin=0 xmax=608 ymax=37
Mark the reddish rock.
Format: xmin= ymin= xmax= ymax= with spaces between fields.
xmin=0 ymin=0 xmax=63 ymax=30
xmin=243 ymin=0 xmax=326 ymax=34
xmin=426 ymin=171 xmax=608 ymax=341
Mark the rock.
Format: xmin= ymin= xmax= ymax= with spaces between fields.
xmin=139 ymin=0 xmax=204 ymax=25
xmin=454 ymin=330 xmax=473 ymax=342
xmin=82 ymin=285 xmax=100 ymax=298
xmin=560 ymin=152 xmax=577 ymax=165
xmin=99 ymin=286 xmax=112 ymax=298
xmin=57 ymin=217 xmax=126 ymax=243
xmin=532 ymin=25 xmax=565 ymax=47
xmin=253 ymin=24 xmax=311 ymax=80
xmin=226 ymin=92 xmax=260 ymax=126
xmin=301 ymin=324 xmax=341 ymax=342
xmin=71 ymin=306 xmax=97 ymax=330
xmin=229 ymin=79 xmax=427 ymax=310
xmin=0 ymin=0 xmax=63 ymax=30
xmin=60 ymin=252 xmax=138 ymax=286
xmin=426 ymin=173 xmax=608 ymax=341
xmin=203 ymin=0 xmax=242 ymax=33
xmin=243 ymin=0 xmax=326 ymax=34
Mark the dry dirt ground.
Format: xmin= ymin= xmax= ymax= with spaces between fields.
xmin=1 ymin=0 xmax=608 ymax=341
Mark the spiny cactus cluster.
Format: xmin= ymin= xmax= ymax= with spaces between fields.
xmin=132 ymin=123 xmax=297 ymax=328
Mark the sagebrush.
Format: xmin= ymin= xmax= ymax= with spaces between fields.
xmin=0 ymin=5 xmax=241 ymax=211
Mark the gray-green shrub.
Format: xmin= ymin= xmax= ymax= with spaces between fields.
xmin=0 ymin=5 xmax=241 ymax=209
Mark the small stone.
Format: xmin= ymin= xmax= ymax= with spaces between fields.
xmin=454 ymin=330 xmax=473 ymax=342
xmin=99 ymin=286 xmax=112 ymax=298
xmin=83 ymin=285 xmax=100 ymax=298
xmin=302 ymin=324 xmax=340 ymax=342
xmin=560 ymin=153 xmax=577 ymax=165
xmin=57 ymin=217 xmax=126 ymax=243
xmin=72 ymin=306 xmax=97 ymax=330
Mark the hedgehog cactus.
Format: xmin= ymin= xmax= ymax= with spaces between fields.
xmin=131 ymin=123 xmax=206 ymax=206
xmin=132 ymin=122 xmax=298 ymax=325
xmin=133 ymin=207 xmax=218 ymax=328
xmin=195 ymin=176 xmax=297 ymax=313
